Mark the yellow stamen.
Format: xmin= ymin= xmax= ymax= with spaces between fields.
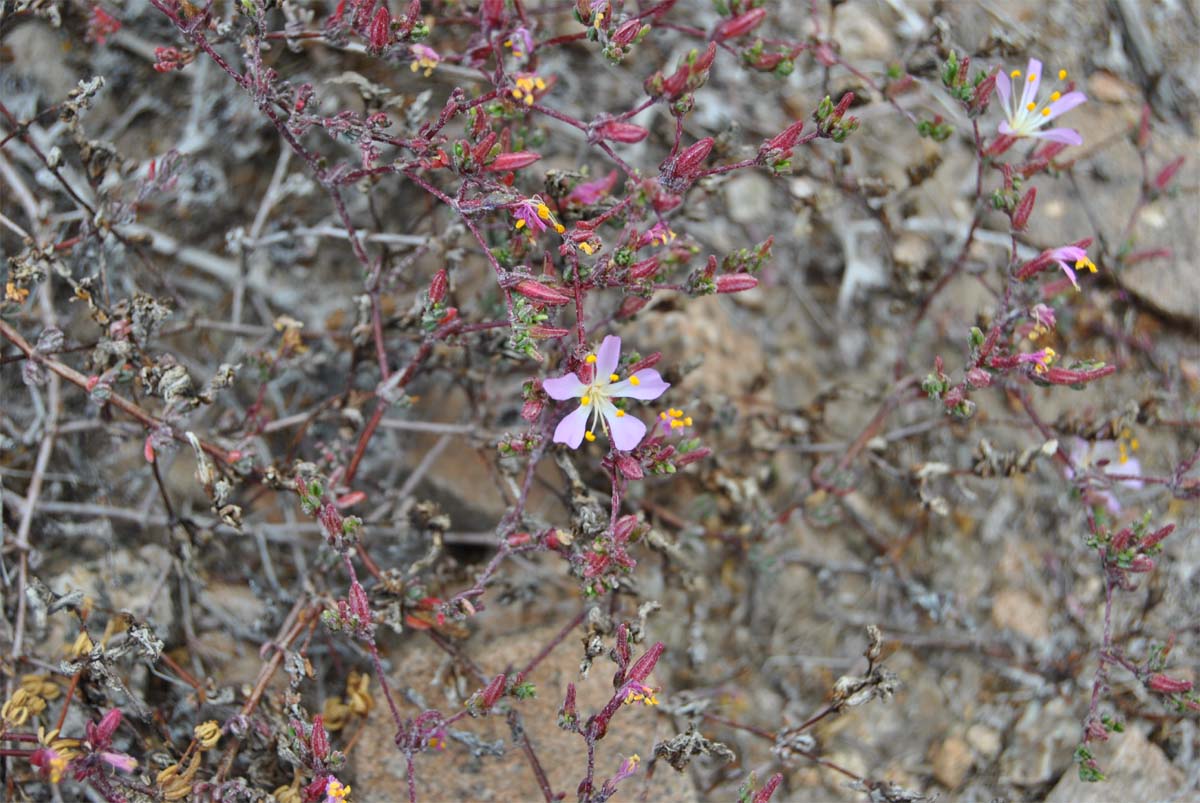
xmin=1027 ymin=102 xmax=1036 ymax=111
xmin=514 ymin=218 xmax=526 ymax=229
xmin=504 ymin=39 xmax=512 ymax=46
xmin=579 ymin=241 xmax=595 ymax=255
xmin=1050 ymin=91 xmax=1061 ymax=101
xmin=584 ymin=431 xmax=596 ymax=442
xmin=553 ymin=222 xmax=565 ymax=234
xmin=629 ymin=375 xmax=640 ymax=386
xmin=525 ymin=95 xmax=534 ymax=106
xmin=684 ymin=417 xmax=693 ymax=426
xmin=536 ymin=204 xmax=550 ymax=220
xmin=585 ymin=355 xmax=597 ymax=363
xmin=1028 ymin=73 xmax=1037 ymax=81
xmin=1120 ymin=428 xmax=1131 ymax=439
xmin=670 ymin=409 xmax=681 ymax=418
xmin=616 ymin=410 xmax=625 ymax=417
xmin=610 ymin=373 xmax=619 ymax=382
xmin=535 ymin=78 xmax=546 ymax=90
xmin=1058 ymin=69 xmax=1067 ymax=80
xmin=670 ymin=420 xmax=682 ymax=428
xmin=1119 ymin=443 xmax=1129 ymax=464
xmin=659 ymin=412 xmax=668 ymax=420
xmin=1011 ymin=70 xmax=1021 ymax=78
xmin=1130 ymin=438 xmax=1139 ymax=451
xmin=580 ymin=396 xmax=591 ymax=406
xmin=1041 ymin=108 xmax=1051 ymax=116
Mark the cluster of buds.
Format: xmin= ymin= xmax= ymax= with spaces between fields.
xmin=644 ymin=43 xmax=717 ymax=112
xmin=1104 ymin=522 xmax=1174 ymax=577
xmin=327 ymin=0 xmax=424 ymax=52
xmin=86 ymin=5 xmax=122 ymax=45
xmin=659 ymin=137 xmax=714 ymax=192
xmin=940 ymin=50 xmax=996 ymax=115
xmin=153 ymin=46 xmax=193 ymax=73
xmin=740 ymin=39 xmax=796 ymax=75
xmin=813 ymin=92 xmax=859 ymax=142
xmin=686 ymin=254 xmax=760 ymax=296
xmin=322 ymin=579 xmax=375 ymax=638
xmin=421 ymin=269 xmax=457 ymax=332
xmin=758 ymin=120 xmax=811 ymax=174
xmin=466 ymin=673 xmax=508 ymax=715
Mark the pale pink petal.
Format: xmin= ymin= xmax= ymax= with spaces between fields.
xmin=1053 ymin=260 xmax=1080 ymax=289
xmin=553 ymin=404 xmax=592 ymax=448
xmin=995 ymin=69 xmax=1012 ymax=110
xmin=595 ymin=335 xmax=621 ymax=379
xmin=1032 ymin=127 xmax=1083 ymax=145
xmin=1114 ymin=456 xmax=1144 ymax=489
xmin=543 ymin=372 xmax=587 ymax=400
xmin=607 ymin=369 xmax=670 ymax=401
xmin=998 ymin=120 xmax=1017 ymax=136
xmin=1043 ymin=90 xmax=1086 ymax=120
xmin=604 ymin=408 xmax=646 ymax=451
xmin=1020 ymin=58 xmax=1043 ymax=109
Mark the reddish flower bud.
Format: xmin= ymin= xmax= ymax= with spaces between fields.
xmin=965 ymin=367 xmax=992 ymax=388
xmin=1041 ymin=364 xmax=1116 ymax=385
xmin=1147 ymin=673 xmax=1193 ymax=694
xmin=765 ymin=120 xmax=805 ymax=152
xmin=1127 ymin=555 xmax=1156 ymax=573
xmin=482 ymin=673 xmax=507 ymax=708
xmin=1110 ymin=528 xmax=1135 ymax=552
xmin=1012 ymin=187 xmax=1036 ymax=232
xmin=613 ymin=515 xmax=638 ymax=542
xmin=692 ymin=42 xmax=717 ymax=73
xmin=675 ymin=447 xmax=711 ymax=467
xmin=367 ymin=5 xmax=391 ymax=54
xmin=521 ymin=397 xmax=544 ymax=422
xmin=1153 ymin=156 xmax=1185 ymax=192
xmin=626 ymin=642 xmax=665 ymax=684
xmin=480 ymin=0 xmax=504 ymax=28
xmin=833 ymin=91 xmax=855 ymax=119
xmin=616 ymin=296 xmax=650 ymax=319
xmin=713 ymin=7 xmax=767 ymax=42
xmin=337 ymin=490 xmax=367 ymax=508
xmin=628 ymin=257 xmax=660 ymax=280
xmin=487 ymin=151 xmax=542 ymax=172
xmin=318 ymin=503 xmax=344 ymax=542
xmin=626 ymin=352 xmax=661 ymax=373
xmin=670 ymin=138 xmax=714 ymax=180
xmin=87 ymin=709 xmax=122 ymax=749
xmin=984 ymin=134 xmax=1017 ymax=157
xmin=616 ymin=623 xmax=631 ymax=667
xmin=348 ymin=580 xmax=371 ymax=623
xmin=752 ymin=773 xmax=784 ymax=803
xmin=1140 ymin=523 xmax=1175 ymax=550
xmin=611 ymin=20 xmax=646 ymax=47
xmin=429 ymin=268 xmax=448 ymax=303
xmin=559 ymin=682 xmax=578 ymax=723
xmin=513 ymin=279 xmax=572 ymax=306
xmin=529 ymin=325 xmax=571 ymax=339
xmin=971 ymin=72 xmax=997 ymax=113
xmin=1137 ymin=104 xmax=1151 ymax=150
xmin=596 ymin=120 xmax=650 ymax=144
xmin=310 ymin=716 xmax=330 ymax=761
xmin=615 ymin=454 xmax=644 ymax=480
xmin=715 ymin=273 xmax=758 ymax=294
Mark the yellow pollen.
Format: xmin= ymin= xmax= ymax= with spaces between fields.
xmin=585 ymin=431 xmax=596 ymax=442
xmin=514 ymin=218 xmax=526 ymax=229
xmin=1041 ymin=108 xmax=1051 ymax=116
xmin=1027 ymin=102 xmax=1037 ymax=111
xmin=1058 ymin=69 xmax=1067 ymax=80
xmin=659 ymin=412 xmax=668 ymax=420
xmin=1075 ymin=257 xmax=1097 ymax=273
xmin=580 ymin=396 xmax=591 ymax=406
xmin=1011 ymin=70 xmax=1021 ymax=78
xmin=579 ymin=241 xmax=595 ymax=255
xmin=504 ymin=39 xmax=512 ymax=46
xmin=629 ymin=375 xmax=640 ymax=386
xmin=1130 ymin=438 xmax=1140 ymax=451
xmin=670 ymin=420 xmax=682 ymax=429
xmin=585 ymin=355 xmax=597 ymax=363
xmin=610 ymin=373 xmax=619 ymax=382
xmin=1050 ymin=91 xmax=1061 ymax=101
xmin=1029 ymin=329 xmax=1039 ymax=341
xmin=1044 ymin=348 xmax=1056 ymax=360
xmin=536 ymin=204 xmax=550 ymax=220
xmin=1028 ymin=73 xmax=1037 ymax=81
xmin=670 ymin=409 xmax=681 ymax=418
xmin=535 ymin=78 xmax=546 ymax=90
xmin=616 ymin=410 xmax=625 ymax=417
xmin=554 ymin=222 xmax=565 ymax=234
xmin=525 ymin=95 xmax=534 ymax=106
xmin=1119 ymin=443 xmax=1129 ymax=464
xmin=1120 ymin=428 xmax=1131 ymax=439
xmin=684 ymin=417 xmax=693 ymax=426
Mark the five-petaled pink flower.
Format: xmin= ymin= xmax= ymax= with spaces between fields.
xmin=511 ymin=197 xmax=565 ymax=235
xmin=1047 ymin=243 xmax=1098 ymax=290
xmin=996 ymin=59 xmax=1087 ymax=145
xmin=544 ymin=336 xmax=669 ymax=450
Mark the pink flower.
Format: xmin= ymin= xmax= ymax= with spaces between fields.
xmin=410 ymin=44 xmax=441 ymax=76
xmin=544 ymin=336 xmax=669 ymax=450
xmin=1016 ymin=347 xmax=1056 ymax=375
xmin=503 ymin=27 xmax=534 ymax=60
xmin=995 ymin=59 xmax=1087 ymax=144
xmin=1046 ymin=243 xmax=1098 ymax=290
xmin=99 ymin=751 xmax=137 ymax=773
xmin=610 ymin=753 xmax=641 ymax=784
xmin=567 ymin=170 xmax=618 ymax=205
xmin=1067 ymin=437 xmax=1144 ymax=514
xmin=511 ymin=197 xmax=564 ymax=235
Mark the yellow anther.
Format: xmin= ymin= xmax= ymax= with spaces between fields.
xmin=514 ymin=218 xmax=526 ymax=230
xmin=1011 ymin=70 xmax=1021 ymax=78
xmin=536 ymin=203 xmax=551 ymax=220
xmin=535 ymin=78 xmax=546 ymax=90
xmin=585 ymin=354 xmax=597 ymax=363
xmin=1119 ymin=443 xmax=1129 ymax=464
xmin=585 ymin=431 xmax=596 ymax=442
xmin=1130 ymin=438 xmax=1140 ymax=451
xmin=504 ymin=39 xmax=512 ymax=47
xmin=579 ymin=241 xmax=595 ymax=255
xmin=670 ymin=420 xmax=682 ymax=429
xmin=1120 ymin=428 xmax=1131 ymax=439
xmin=1050 ymin=91 xmax=1061 ymax=102
xmin=1058 ymin=69 xmax=1067 ymax=80
xmin=629 ymin=375 xmax=640 ymax=386
xmin=525 ymin=95 xmax=534 ymax=106
xmin=512 ymin=89 xmax=524 ymax=99
xmin=684 ymin=417 xmax=693 ymax=426
xmin=1027 ymin=102 xmax=1037 ymax=111
xmin=1041 ymin=108 xmax=1051 ymax=116
xmin=1028 ymin=73 xmax=1037 ymax=81
xmin=616 ymin=410 xmax=625 ymax=417
xmin=659 ymin=412 xmax=668 ymax=420
xmin=553 ymin=222 xmax=565 ymax=234
xmin=1044 ymin=347 xmax=1056 ymax=360
xmin=580 ymin=396 xmax=591 ymax=406
xmin=670 ymin=409 xmax=681 ymax=418
xmin=610 ymin=373 xmax=619 ymax=382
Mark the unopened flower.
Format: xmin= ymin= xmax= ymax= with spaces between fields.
xmin=622 ymin=681 xmax=659 ymax=706
xmin=1067 ymin=438 xmax=1144 ymax=514
xmin=995 ymin=59 xmax=1086 ymax=144
xmin=511 ymin=73 xmax=547 ymax=106
xmin=410 ymin=45 xmax=441 ymax=76
xmin=511 ymin=197 xmax=565 ymax=235
xmin=611 ymin=753 xmax=641 ymax=784
xmin=1028 ymin=303 xmax=1056 ymax=340
xmin=1147 ymin=673 xmax=1193 ymax=694
xmin=544 ymin=336 xmax=669 ymax=450
xmin=504 ymin=28 xmax=534 ymax=60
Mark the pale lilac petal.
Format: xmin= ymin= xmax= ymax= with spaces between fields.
xmin=604 ymin=408 xmax=646 ymax=451
xmin=1032 ymin=127 xmax=1083 ymax=145
xmin=607 ymin=369 xmax=670 ymax=401
xmin=553 ymin=404 xmax=592 ymax=448
xmin=998 ymin=120 xmax=1016 ymax=136
xmin=595 ymin=335 xmax=621 ymax=379
xmin=1043 ymin=90 xmax=1086 ymax=120
xmin=995 ymin=69 xmax=1012 ymax=109
xmin=1114 ymin=456 xmax=1144 ymax=489
xmin=1020 ymin=58 xmax=1042 ymax=109
xmin=1054 ymin=260 xmax=1080 ymax=289
xmin=543 ymin=372 xmax=587 ymax=400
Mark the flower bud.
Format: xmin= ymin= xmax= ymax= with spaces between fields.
xmin=626 ymin=642 xmax=665 ymax=684
xmin=615 ymin=623 xmax=631 ymax=666
xmin=613 ymin=515 xmax=638 ymax=542
xmin=715 ymin=273 xmax=758 ymax=294
xmin=482 ymin=673 xmax=508 ymax=708
xmin=596 ymin=120 xmax=650 ymax=144
xmin=1012 ymin=187 xmax=1036 ymax=232
xmin=310 ymin=716 xmax=330 ymax=761
xmin=367 ymin=6 xmax=391 ymax=54
xmin=428 ymin=269 xmax=448 ymax=303
xmin=628 ymin=257 xmax=660 ymax=280
xmin=611 ymin=20 xmax=646 ymax=48
xmin=1147 ymin=673 xmax=1193 ymax=694
xmin=513 ymin=279 xmax=572 ymax=306
xmin=753 ymin=773 xmax=784 ymax=803
xmin=675 ymin=447 xmax=711 ymax=467
xmin=348 ymin=580 xmax=371 ymax=624
xmin=1153 ymin=156 xmax=1185 ymax=192
xmin=713 ymin=8 xmax=767 ymax=42
xmin=1140 ymin=523 xmax=1175 ymax=550
xmin=615 ymin=454 xmax=644 ymax=480
xmin=487 ymin=151 xmax=542 ymax=171
xmin=1127 ymin=555 xmax=1156 ymax=573
xmin=616 ymin=296 xmax=649 ymax=319
xmin=965 ymin=367 xmax=992 ymax=388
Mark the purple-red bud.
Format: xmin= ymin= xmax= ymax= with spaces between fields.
xmin=513 ymin=279 xmax=572 ymax=306
xmin=1012 ymin=187 xmax=1036 ymax=232
xmin=348 ymin=580 xmax=371 ymax=623
xmin=367 ymin=6 xmax=391 ymax=54
xmin=752 ymin=773 xmax=784 ymax=803
xmin=713 ymin=8 xmax=767 ymax=42
xmin=310 ymin=715 xmax=330 ymax=761
xmin=482 ymin=673 xmax=507 ymax=708
xmin=487 ymin=151 xmax=542 ymax=172
xmin=611 ymin=19 xmax=646 ymax=47
xmin=626 ymin=641 xmax=665 ymax=684
xmin=715 ymin=273 xmax=758 ymax=294
xmin=429 ymin=268 xmax=448 ymax=303
xmin=615 ymin=453 xmax=644 ymax=480
xmin=628 ymin=257 xmax=660 ymax=280
xmin=1140 ymin=523 xmax=1175 ymax=550
xmin=596 ymin=120 xmax=650 ymax=144
xmin=1154 ymin=156 xmax=1185 ymax=192
xmin=965 ymin=367 xmax=992 ymax=388
xmin=673 ymin=137 xmax=714 ymax=179
xmin=1148 ymin=673 xmax=1193 ymax=694
xmin=675 ymin=447 xmax=711 ymax=467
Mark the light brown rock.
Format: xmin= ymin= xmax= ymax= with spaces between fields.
xmin=1045 ymin=726 xmax=1185 ymax=802
xmin=990 ymin=588 xmax=1051 ymax=641
xmin=930 ymin=735 xmax=973 ymax=788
